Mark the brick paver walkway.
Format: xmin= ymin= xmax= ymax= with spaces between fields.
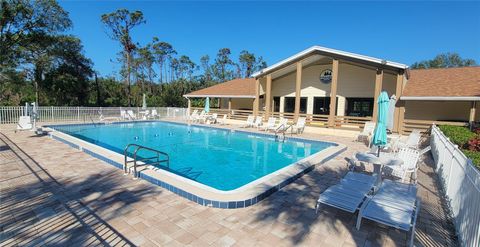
xmin=0 ymin=125 xmax=457 ymax=246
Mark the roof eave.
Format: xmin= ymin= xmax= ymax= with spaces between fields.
xmin=251 ymin=46 xmax=408 ymax=78
xmin=400 ymin=96 xmax=480 ymax=101
xmin=183 ymin=94 xmax=256 ymax=99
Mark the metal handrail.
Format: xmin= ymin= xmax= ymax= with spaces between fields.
xmin=124 ymin=143 xmax=170 ymax=178
xmin=274 ymin=124 xmax=293 ymax=142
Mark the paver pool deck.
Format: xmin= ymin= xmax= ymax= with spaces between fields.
xmin=0 ymin=123 xmax=457 ymax=246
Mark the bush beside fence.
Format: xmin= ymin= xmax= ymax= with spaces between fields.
xmin=0 ymin=106 xmax=188 ymax=124
xmin=430 ymin=124 xmax=480 ymax=247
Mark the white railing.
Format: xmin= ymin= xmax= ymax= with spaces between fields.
xmin=430 ymin=124 xmax=480 ymax=247
xmin=0 ymin=106 xmax=188 ymax=124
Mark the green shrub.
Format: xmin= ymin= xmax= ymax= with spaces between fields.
xmin=463 ymin=150 xmax=480 ymax=169
xmin=438 ymin=125 xmax=476 ymax=147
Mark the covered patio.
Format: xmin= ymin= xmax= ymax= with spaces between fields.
xmin=186 ymin=46 xmax=410 ymax=133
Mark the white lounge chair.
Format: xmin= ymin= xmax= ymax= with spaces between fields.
xmin=16 ymin=116 xmax=33 ymax=131
xmin=99 ymin=111 xmax=120 ymax=123
xmin=394 ymin=129 xmax=422 ymax=151
xmin=356 ymin=180 xmax=420 ymax=247
xmin=316 ymin=172 xmax=377 ymax=214
xmin=384 ymin=147 xmax=424 ymax=183
xmin=269 ymin=117 xmax=288 ymax=132
xmin=197 ymin=110 xmax=206 ymax=123
xmin=120 ymin=110 xmax=127 ymax=120
xmin=260 ymin=117 xmax=276 ymax=132
xmin=355 ymin=121 xmax=376 ymax=146
xmin=291 ymin=117 xmax=306 ymax=134
xmin=206 ymin=113 xmax=217 ymax=124
xmin=218 ymin=114 xmax=227 ymax=125
xmin=253 ymin=116 xmax=263 ymax=128
xmin=241 ymin=115 xmax=255 ymax=128
xmin=126 ymin=110 xmax=137 ymax=120
xmin=149 ymin=109 xmax=159 ymax=119
xmin=189 ymin=109 xmax=199 ymax=122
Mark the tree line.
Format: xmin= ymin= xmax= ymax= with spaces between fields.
xmin=1 ymin=1 xmax=477 ymax=107
xmin=0 ymin=1 xmax=266 ymax=107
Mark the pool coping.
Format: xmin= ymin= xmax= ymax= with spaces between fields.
xmin=44 ymin=121 xmax=346 ymax=209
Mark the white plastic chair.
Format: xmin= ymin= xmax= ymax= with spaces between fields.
xmin=395 ymin=129 xmax=422 ymax=151
xmin=16 ymin=116 xmax=32 ymax=131
xmin=241 ymin=115 xmax=255 ymax=128
xmin=387 ymin=148 xmax=421 ymax=183
xmin=269 ymin=117 xmax=288 ymax=132
xmin=120 ymin=110 xmax=127 ymax=120
xmin=355 ymin=121 xmax=376 ymax=146
xmin=253 ymin=116 xmax=263 ymax=128
xmin=150 ymin=109 xmax=159 ymax=119
xmin=218 ymin=114 xmax=227 ymax=125
xmin=260 ymin=117 xmax=276 ymax=132
xmin=356 ymin=180 xmax=419 ymax=247
xmin=291 ymin=117 xmax=306 ymax=134
xmin=126 ymin=110 xmax=137 ymax=120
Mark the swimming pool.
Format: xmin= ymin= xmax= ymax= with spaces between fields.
xmin=48 ymin=121 xmax=345 ymax=208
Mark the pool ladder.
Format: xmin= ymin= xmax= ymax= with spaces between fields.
xmin=274 ymin=124 xmax=293 ymax=143
xmin=124 ymin=144 xmax=170 ymax=179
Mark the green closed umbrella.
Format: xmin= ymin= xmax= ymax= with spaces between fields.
xmin=372 ymin=91 xmax=389 ymax=156
xmin=204 ymin=97 xmax=210 ymax=113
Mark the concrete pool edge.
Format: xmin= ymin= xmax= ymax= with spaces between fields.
xmin=45 ymin=122 xmax=346 ymax=209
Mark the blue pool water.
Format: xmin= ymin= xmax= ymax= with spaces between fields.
xmin=51 ymin=121 xmax=334 ymax=191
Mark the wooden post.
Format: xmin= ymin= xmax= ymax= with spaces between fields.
xmin=397 ymin=101 xmax=406 ymax=135
xmin=372 ymin=69 xmax=384 ymax=121
xmin=253 ymin=79 xmax=260 ymax=116
xmin=470 ymin=101 xmax=477 ymax=130
xmin=393 ymin=72 xmax=404 ymax=133
xmin=228 ymin=98 xmax=232 ymax=118
xmin=294 ymin=62 xmax=302 ymax=121
xmin=328 ymin=59 xmax=339 ymax=127
xmin=265 ymin=74 xmax=272 ymax=119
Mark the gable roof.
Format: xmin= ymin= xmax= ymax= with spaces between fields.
xmin=251 ymin=46 xmax=408 ymax=78
xmin=184 ymin=78 xmax=256 ymax=98
xmin=401 ymin=67 xmax=480 ymax=101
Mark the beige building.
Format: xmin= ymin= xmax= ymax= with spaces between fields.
xmin=185 ymin=46 xmax=480 ymax=133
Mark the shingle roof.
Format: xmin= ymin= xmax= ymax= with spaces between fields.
xmin=402 ymin=67 xmax=480 ymax=98
xmin=184 ymin=78 xmax=256 ymax=98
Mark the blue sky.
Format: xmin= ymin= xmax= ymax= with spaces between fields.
xmin=60 ymin=1 xmax=480 ymax=77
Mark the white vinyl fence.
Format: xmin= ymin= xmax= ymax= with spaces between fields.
xmin=0 ymin=106 xmax=188 ymax=124
xmin=430 ymin=124 xmax=480 ymax=247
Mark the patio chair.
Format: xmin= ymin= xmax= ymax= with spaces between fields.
xmin=126 ymin=110 xmax=137 ymax=120
xmin=197 ymin=110 xmax=206 ymax=123
xmin=253 ymin=116 xmax=263 ymax=128
xmin=207 ymin=113 xmax=218 ymax=124
xmin=316 ymin=172 xmax=377 ymax=214
xmin=218 ymin=114 xmax=227 ymax=125
xmin=291 ymin=117 xmax=306 ymax=134
xmin=99 ymin=111 xmax=120 ymax=123
xmin=241 ymin=115 xmax=255 ymax=128
xmin=260 ymin=117 xmax=276 ymax=132
xmin=354 ymin=121 xmax=376 ymax=147
xmin=16 ymin=116 xmax=33 ymax=131
xmin=384 ymin=148 xmax=421 ymax=183
xmin=120 ymin=110 xmax=127 ymax=120
xmin=149 ymin=109 xmax=159 ymax=119
xmin=356 ymin=180 xmax=420 ymax=247
xmin=394 ymin=129 xmax=421 ymax=151
xmin=269 ymin=117 xmax=288 ymax=132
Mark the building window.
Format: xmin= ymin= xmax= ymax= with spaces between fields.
xmin=346 ymin=98 xmax=374 ymax=117
xmin=284 ymin=97 xmax=307 ymax=113
xmin=313 ymin=97 xmax=337 ymax=115
xmin=273 ymin=97 xmax=280 ymax=112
